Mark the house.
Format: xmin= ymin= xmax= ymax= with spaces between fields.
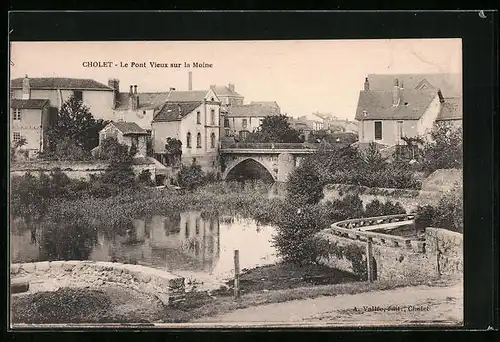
xmin=95 ymin=121 xmax=150 ymax=157
xmin=249 ymin=101 xmax=281 ymax=113
xmin=355 ymin=73 xmax=462 ymax=147
xmin=151 ymin=89 xmax=221 ymax=172
xmin=211 ymin=84 xmax=244 ymax=106
xmin=224 ymin=103 xmax=281 ymax=140
xmin=10 ymin=98 xmax=51 ymax=159
xmin=10 ymin=75 xmax=115 ymax=121
xmin=108 ymin=79 xmax=171 ymax=131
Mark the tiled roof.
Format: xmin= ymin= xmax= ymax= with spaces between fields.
xmin=213 ymin=86 xmax=242 ymax=97
xmin=153 ymin=102 xmax=202 ymax=122
xmin=114 ymin=92 xmax=171 ymax=110
xmin=11 ymin=77 xmax=113 ymax=91
xmin=436 ymin=97 xmax=462 ymax=121
xmin=227 ymin=104 xmax=280 ymax=118
xmin=166 ymin=90 xmax=208 ymax=102
xmin=249 ymin=101 xmax=279 ymax=107
xmin=366 ymin=73 xmax=461 ymax=97
xmin=355 ymin=90 xmax=437 ymax=121
xmin=10 ymin=99 xmax=49 ymax=109
xmin=109 ymin=121 xmax=149 ymax=135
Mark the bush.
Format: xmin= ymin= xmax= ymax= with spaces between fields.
xmin=272 ymin=203 xmax=329 ymax=265
xmin=287 ymin=164 xmax=323 ymax=206
xmin=414 ymin=184 xmax=463 ymax=233
xmin=323 ymin=194 xmax=364 ymax=222
xmin=365 ymin=199 xmax=406 ymax=217
xmin=177 ymin=162 xmax=206 ymax=191
xmin=137 ymin=169 xmax=154 ymax=186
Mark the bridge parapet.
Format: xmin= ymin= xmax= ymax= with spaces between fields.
xmin=220 ymin=142 xmax=320 ymax=150
xmin=327 ymin=214 xmax=425 ymax=253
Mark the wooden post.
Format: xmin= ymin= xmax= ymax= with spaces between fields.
xmin=234 ymin=249 xmax=240 ymax=300
xmin=366 ymin=238 xmax=374 ymax=282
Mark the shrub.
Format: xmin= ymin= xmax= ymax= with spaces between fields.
xmin=287 ymin=164 xmax=324 ymax=206
xmin=323 ymin=194 xmax=364 ymax=222
xmin=177 ymin=162 xmax=206 ymax=191
xmin=272 ymin=203 xmax=329 ymax=265
xmin=137 ymin=169 xmax=154 ymax=186
xmin=365 ymin=199 xmax=406 ymax=217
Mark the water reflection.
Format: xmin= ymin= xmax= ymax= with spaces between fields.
xmin=11 ymin=211 xmax=277 ymax=288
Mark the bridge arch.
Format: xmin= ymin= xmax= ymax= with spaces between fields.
xmin=222 ymin=157 xmax=276 ymax=182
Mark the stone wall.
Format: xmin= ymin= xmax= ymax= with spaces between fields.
xmin=322 ymin=184 xmax=441 ymax=212
xmin=317 ymin=227 xmax=463 ymax=281
xmin=425 ymin=227 xmax=463 ymax=275
xmin=10 ymin=261 xmax=185 ymax=305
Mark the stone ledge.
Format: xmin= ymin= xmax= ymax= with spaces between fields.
xmin=10 ymin=261 xmax=185 ymax=306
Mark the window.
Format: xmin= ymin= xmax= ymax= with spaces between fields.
xmin=211 ymin=97 xmax=214 ymax=102
xmin=240 ymin=130 xmax=248 ymax=140
xmin=73 ymin=90 xmax=83 ymax=101
xmin=397 ymin=121 xmax=404 ymax=141
xmin=210 ymin=109 xmax=215 ymax=125
xmin=195 ymin=218 xmax=200 ymax=235
xmin=13 ymin=109 xmax=21 ymax=121
xmin=210 ymin=132 xmax=216 ymax=148
xmin=186 ymin=132 xmax=191 ymax=148
xmin=374 ymin=121 xmax=382 ymax=140
xmin=13 ymin=132 xmax=21 ymax=142
xmin=196 ymin=111 xmax=201 ymax=124
xmin=242 ymin=119 xmax=248 ymax=129
xmin=197 ymin=132 xmax=202 ymax=148
xmin=224 ymin=118 xmax=230 ymax=127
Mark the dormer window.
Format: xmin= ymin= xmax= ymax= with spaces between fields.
xmin=362 ymin=110 xmax=368 ymax=118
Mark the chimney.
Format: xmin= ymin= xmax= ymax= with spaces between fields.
xmin=228 ymin=83 xmax=235 ymax=92
xmin=22 ymin=74 xmax=30 ymax=100
xmin=392 ymin=78 xmax=400 ymax=107
xmin=134 ymin=85 xmax=137 ymax=94
xmin=188 ymin=71 xmax=193 ymax=91
xmin=129 ymin=85 xmax=133 ymax=95
xmin=169 ymin=87 xmax=176 ymax=91
xmin=108 ymin=78 xmax=120 ymax=108
xmin=129 ymin=85 xmax=138 ymax=111
xmin=363 ymin=77 xmax=369 ymax=91
xmin=437 ymin=89 xmax=445 ymax=103
xmin=210 ymin=85 xmax=216 ymax=90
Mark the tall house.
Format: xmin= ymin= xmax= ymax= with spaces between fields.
xmin=10 ymin=75 xmax=115 ymax=121
xmin=224 ymin=102 xmax=281 ymax=140
xmin=151 ymin=88 xmax=221 ymax=172
xmin=355 ymin=73 xmax=462 ymax=147
xmin=108 ymin=80 xmax=171 ymax=132
xmin=10 ymin=98 xmax=50 ymax=158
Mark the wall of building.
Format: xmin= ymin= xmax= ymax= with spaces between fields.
xmin=359 ymin=119 xmax=419 ymax=145
xmin=113 ymin=109 xmax=155 ymax=130
xmin=14 ymin=89 xmax=115 ymax=121
xmin=152 ymin=121 xmax=181 ymax=154
xmin=10 ymin=108 xmax=44 ymax=156
xmin=227 ymin=116 xmax=264 ymax=137
xmin=417 ymin=95 xmax=441 ymax=136
xmin=10 ymin=261 xmax=185 ymax=305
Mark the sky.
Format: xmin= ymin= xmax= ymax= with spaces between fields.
xmin=10 ymin=39 xmax=461 ymax=120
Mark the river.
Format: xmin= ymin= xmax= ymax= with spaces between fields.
xmin=10 ymin=212 xmax=278 ymax=290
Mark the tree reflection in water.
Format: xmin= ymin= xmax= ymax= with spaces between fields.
xmin=39 ymin=221 xmax=98 ymax=261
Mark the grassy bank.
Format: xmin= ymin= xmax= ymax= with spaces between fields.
xmin=44 ymin=181 xmax=284 ymax=230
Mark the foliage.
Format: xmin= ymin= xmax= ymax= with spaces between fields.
xmin=146 ymin=136 xmax=154 ymax=157
xmin=418 ymin=123 xmax=462 ymax=173
xmin=245 ymin=114 xmax=303 ymax=143
xmin=322 ymin=195 xmax=365 ymax=222
xmin=10 ymin=138 xmax=28 ymax=163
xmin=165 ymin=137 xmax=183 ymax=166
xmin=272 ymin=203 xmax=330 ymax=265
xmin=46 ymin=95 xmax=108 ymax=154
xmin=10 ymin=172 xmax=51 ymax=225
xmin=177 ymin=161 xmax=206 ymax=191
xmin=415 ymin=184 xmax=463 ymax=233
xmin=286 ymin=163 xmax=324 ymax=206
xmin=41 ymin=137 xmax=89 ymax=161
xmin=95 ymin=137 xmax=133 ymax=164
xmin=364 ymin=199 xmax=406 ymax=217
xmin=137 ymin=169 xmax=155 ymax=186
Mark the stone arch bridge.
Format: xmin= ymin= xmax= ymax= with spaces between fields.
xmin=220 ymin=143 xmax=318 ymax=182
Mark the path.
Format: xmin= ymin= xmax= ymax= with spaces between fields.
xmin=197 ymin=281 xmax=463 ymax=327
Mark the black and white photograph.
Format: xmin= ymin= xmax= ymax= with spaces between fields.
xmin=9 ymin=38 xmax=464 ymax=328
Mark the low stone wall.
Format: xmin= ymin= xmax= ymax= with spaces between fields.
xmin=323 ymin=184 xmax=441 ymax=212
xmin=317 ymin=227 xmax=463 ymax=281
xmin=425 ymin=227 xmax=463 ymax=275
xmin=10 ymin=261 xmax=185 ymax=305
xmin=10 ymin=161 xmax=156 ymax=181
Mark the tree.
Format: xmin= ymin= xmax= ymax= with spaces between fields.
xmin=246 ymin=114 xmax=303 ymax=143
xmin=95 ymin=137 xmax=133 ymax=164
xmin=287 ymin=163 xmax=324 ymax=206
xmin=46 ymin=95 xmax=108 ymax=155
xmin=420 ymin=123 xmax=463 ymax=173
xmin=44 ymin=137 xmax=88 ymax=161
xmin=165 ymin=137 xmax=183 ymax=166
xmin=177 ymin=160 xmax=206 ymax=190
xmin=10 ymin=138 xmax=27 ymax=163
